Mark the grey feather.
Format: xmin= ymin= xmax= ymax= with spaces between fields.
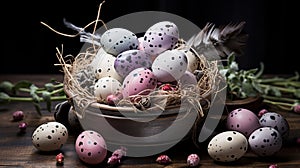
xmin=63 ymin=18 xmax=102 ymax=46
xmin=187 ymin=21 xmax=248 ymax=60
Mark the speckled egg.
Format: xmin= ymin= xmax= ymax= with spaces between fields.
xmin=248 ymin=127 xmax=283 ymax=157
xmin=92 ymin=48 xmax=123 ymax=82
xmin=100 ymin=28 xmax=139 ymax=56
xmin=31 ymin=121 xmax=68 ymax=151
xmin=94 ymin=77 xmax=122 ymax=101
xmin=259 ymin=112 xmax=290 ymax=140
xmin=152 ymin=49 xmax=188 ymax=82
xmin=207 ymin=131 xmax=248 ymax=162
xmin=114 ymin=49 xmax=153 ymax=78
xmin=178 ymin=70 xmax=198 ymax=88
xmin=179 ymin=49 xmax=200 ymax=73
xmin=122 ymin=67 xmax=157 ymax=98
xmin=143 ymin=21 xmax=179 ymax=56
xmin=75 ymin=130 xmax=107 ymax=165
xmin=137 ymin=37 xmax=144 ymax=50
xmin=226 ymin=108 xmax=261 ymax=137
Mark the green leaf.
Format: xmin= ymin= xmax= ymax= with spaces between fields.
xmin=270 ymin=87 xmax=282 ymax=97
xmin=13 ymin=80 xmax=32 ymax=92
xmin=0 ymin=81 xmax=14 ymax=94
xmin=228 ymin=53 xmax=235 ymax=65
xmin=0 ymin=92 xmax=11 ymax=104
xmin=45 ymin=83 xmax=54 ymax=92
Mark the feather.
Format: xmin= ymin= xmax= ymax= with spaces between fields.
xmin=187 ymin=21 xmax=248 ymax=60
xmin=63 ymin=18 xmax=102 ymax=46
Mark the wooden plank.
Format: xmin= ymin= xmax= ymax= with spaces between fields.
xmin=1 ymin=74 xmax=300 ymax=167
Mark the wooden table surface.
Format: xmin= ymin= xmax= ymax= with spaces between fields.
xmin=1 ymin=74 xmax=300 ymax=168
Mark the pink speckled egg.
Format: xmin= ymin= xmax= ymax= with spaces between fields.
xmin=75 ymin=130 xmax=107 ymax=165
xmin=226 ymin=108 xmax=261 ymax=137
xmin=122 ymin=67 xmax=157 ymax=98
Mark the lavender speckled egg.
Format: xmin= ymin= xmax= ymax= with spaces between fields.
xmin=259 ymin=112 xmax=290 ymax=140
xmin=75 ymin=130 xmax=107 ymax=165
xmin=92 ymin=48 xmax=123 ymax=82
xmin=94 ymin=77 xmax=122 ymax=101
xmin=248 ymin=127 xmax=282 ymax=156
xmin=226 ymin=108 xmax=261 ymax=137
xmin=114 ymin=49 xmax=153 ymax=78
xmin=152 ymin=49 xmax=188 ymax=82
xmin=122 ymin=67 xmax=157 ymax=98
xmin=143 ymin=21 xmax=179 ymax=56
xmin=31 ymin=122 xmax=68 ymax=151
xmin=100 ymin=28 xmax=139 ymax=56
xmin=207 ymin=131 xmax=248 ymax=162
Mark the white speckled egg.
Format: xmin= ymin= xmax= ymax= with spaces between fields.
xmin=248 ymin=127 xmax=282 ymax=157
xmin=259 ymin=112 xmax=290 ymax=140
xmin=31 ymin=121 xmax=68 ymax=151
xmin=75 ymin=130 xmax=107 ymax=165
xmin=122 ymin=67 xmax=157 ymax=98
xmin=207 ymin=131 xmax=248 ymax=162
xmin=179 ymin=49 xmax=200 ymax=73
xmin=92 ymin=48 xmax=123 ymax=82
xmin=143 ymin=21 xmax=179 ymax=55
xmin=114 ymin=49 xmax=153 ymax=78
xmin=94 ymin=77 xmax=122 ymax=100
xmin=100 ymin=28 xmax=139 ymax=56
xmin=152 ymin=49 xmax=188 ymax=82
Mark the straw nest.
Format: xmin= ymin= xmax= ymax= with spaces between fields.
xmin=56 ymin=39 xmax=221 ymax=121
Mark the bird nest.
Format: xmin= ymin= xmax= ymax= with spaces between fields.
xmin=58 ymin=41 xmax=220 ymax=120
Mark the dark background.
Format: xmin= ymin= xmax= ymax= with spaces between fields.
xmin=1 ymin=0 xmax=297 ymax=75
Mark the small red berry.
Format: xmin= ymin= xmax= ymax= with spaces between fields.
xmin=187 ymin=154 xmax=200 ymax=167
xmin=106 ymin=93 xmax=122 ymax=105
xmin=56 ymin=153 xmax=64 ymax=165
xmin=13 ymin=110 xmax=24 ymax=121
xmin=156 ymin=154 xmax=172 ymax=165
xmin=258 ymin=109 xmax=268 ymax=117
xmin=18 ymin=122 xmax=27 ymax=132
xmin=269 ymin=164 xmax=278 ymax=168
xmin=162 ymin=84 xmax=172 ymax=91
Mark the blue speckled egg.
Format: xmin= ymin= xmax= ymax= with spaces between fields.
xmin=100 ymin=28 xmax=139 ymax=56
xmin=114 ymin=50 xmax=153 ymax=78
xmin=248 ymin=127 xmax=282 ymax=157
xmin=259 ymin=112 xmax=290 ymax=140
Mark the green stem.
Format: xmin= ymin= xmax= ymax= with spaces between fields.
xmin=262 ymin=95 xmax=299 ymax=103
xmin=49 ymin=87 xmax=65 ymax=95
xmin=17 ymin=83 xmax=64 ymax=94
xmin=259 ymin=83 xmax=296 ymax=93
xmin=258 ymin=72 xmax=299 ymax=84
xmin=269 ymin=81 xmax=300 ymax=88
xmin=9 ymin=95 xmax=67 ymax=102
xmin=263 ymin=99 xmax=294 ymax=110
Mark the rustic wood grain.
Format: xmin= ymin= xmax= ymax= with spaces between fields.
xmin=1 ymin=74 xmax=300 ymax=168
